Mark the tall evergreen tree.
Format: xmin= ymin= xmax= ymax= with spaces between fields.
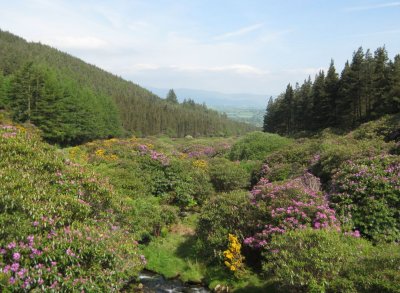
xmin=387 ymin=54 xmax=400 ymax=113
xmin=337 ymin=61 xmax=354 ymax=128
xmin=263 ymin=96 xmax=274 ymax=132
xmin=0 ymin=70 xmax=5 ymax=108
xmin=299 ymin=76 xmax=313 ymax=130
xmin=349 ymin=47 xmax=365 ymax=124
xmin=371 ymin=46 xmax=391 ymax=116
xmin=363 ymin=49 xmax=374 ymax=120
xmin=311 ymin=71 xmax=327 ymax=130
xmin=166 ymin=89 xmax=178 ymax=104
xmin=282 ymin=84 xmax=294 ymax=133
xmin=325 ymin=60 xmax=339 ymax=126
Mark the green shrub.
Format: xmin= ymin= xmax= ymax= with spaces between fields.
xmin=351 ymin=114 xmax=400 ymax=141
xmin=261 ymin=138 xmax=320 ymax=182
xmin=332 ymin=242 xmax=400 ymax=293
xmin=263 ymin=229 xmax=371 ymax=293
xmin=331 ymin=155 xmax=400 ymax=242
xmin=312 ymin=136 xmax=388 ymax=183
xmin=209 ymin=158 xmax=249 ymax=192
xmin=0 ymin=125 xmax=144 ymax=291
xmin=83 ymin=138 xmax=214 ymax=209
xmin=228 ymin=131 xmax=292 ymax=161
xmin=196 ymin=191 xmax=258 ymax=260
xmin=162 ymin=159 xmax=213 ymax=208
xmin=128 ymin=197 xmax=178 ymax=240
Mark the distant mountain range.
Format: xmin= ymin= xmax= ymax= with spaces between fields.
xmin=147 ymin=87 xmax=270 ymax=108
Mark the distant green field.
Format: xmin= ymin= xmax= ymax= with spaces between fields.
xmin=213 ymin=106 xmax=264 ymax=127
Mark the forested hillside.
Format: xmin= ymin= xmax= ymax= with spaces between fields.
xmin=264 ymin=47 xmax=400 ymax=134
xmin=0 ymin=30 xmax=255 ymax=145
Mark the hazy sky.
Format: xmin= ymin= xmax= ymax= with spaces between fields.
xmin=1 ymin=0 xmax=400 ymax=95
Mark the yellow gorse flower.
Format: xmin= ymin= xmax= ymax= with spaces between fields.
xmin=95 ymin=149 xmax=118 ymax=161
xmin=223 ymin=234 xmax=244 ymax=272
xmin=104 ymin=138 xmax=119 ymax=146
xmin=192 ymin=159 xmax=208 ymax=169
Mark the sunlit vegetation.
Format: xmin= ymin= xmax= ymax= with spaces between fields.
xmin=0 ymin=30 xmax=256 ymax=145
xmin=264 ymin=47 xmax=400 ymax=134
xmin=1 ymin=35 xmax=399 ymax=293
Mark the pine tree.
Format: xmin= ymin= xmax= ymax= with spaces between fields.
xmin=283 ymin=84 xmax=294 ymax=133
xmin=311 ymin=71 xmax=327 ymax=130
xmin=325 ymin=60 xmax=339 ymax=127
xmin=0 ymin=70 xmax=5 ymax=108
xmin=371 ymin=47 xmax=391 ymax=116
xmin=263 ymin=96 xmax=274 ymax=132
xmin=363 ymin=49 xmax=374 ymax=120
xmin=166 ymin=89 xmax=178 ymax=104
xmin=387 ymin=54 xmax=400 ymax=113
xmin=349 ymin=47 xmax=365 ymax=124
xmin=9 ymin=62 xmax=44 ymax=123
xmin=337 ymin=61 xmax=354 ymax=128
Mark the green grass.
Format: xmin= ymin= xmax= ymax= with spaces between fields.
xmin=141 ymin=214 xmax=275 ymax=291
xmin=142 ymin=233 xmax=205 ymax=283
xmin=141 ymin=214 xmax=204 ymax=283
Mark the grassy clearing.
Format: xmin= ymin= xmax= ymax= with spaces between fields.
xmin=141 ymin=214 xmax=274 ymax=291
xmin=141 ymin=214 xmax=205 ymax=283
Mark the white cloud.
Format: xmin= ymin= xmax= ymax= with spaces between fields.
xmin=209 ymin=64 xmax=269 ymax=75
xmin=346 ymin=2 xmax=400 ymax=11
xmin=0 ymin=1 xmax=295 ymax=94
xmin=214 ymin=23 xmax=264 ymax=40
xmin=128 ymin=64 xmax=269 ymax=75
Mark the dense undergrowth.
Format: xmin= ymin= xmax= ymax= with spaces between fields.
xmin=0 ymin=113 xmax=144 ymax=291
xmin=1 ymin=111 xmax=399 ymax=292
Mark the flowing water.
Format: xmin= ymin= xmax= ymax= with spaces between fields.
xmin=139 ymin=270 xmax=210 ymax=293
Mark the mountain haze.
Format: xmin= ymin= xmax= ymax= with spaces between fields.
xmin=148 ymin=87 xmax=269 ymax=108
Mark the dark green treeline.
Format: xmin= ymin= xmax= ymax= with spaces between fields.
xmin=263 ymin=47 xmax=400 ymax=135
xmin=0 ymin=30 xmax=255 ymax=145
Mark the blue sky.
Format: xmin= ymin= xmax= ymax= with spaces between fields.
xmin=1 ymin=0 xmax=400 ymax=95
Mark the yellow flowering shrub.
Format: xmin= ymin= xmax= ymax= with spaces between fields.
xmin=95 ymin=149 xmax=106 ymax=157
xmin=104 ymin=138 xmax=119 ymax=146
xmin=15 ymin=125 xmax=26 ymax=132
xmin=68 ymin=146 xmax=89 ymax=164
xmin=223 ymin=234 xmax=244 ymax=272
xmin=94 ymin=149 xmax=118 ymax=161
xmin=192 ymin=159 xmax=208 ymax=170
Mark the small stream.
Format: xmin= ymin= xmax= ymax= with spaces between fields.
xmin=139 ymin=270 xmax=210 ymax=293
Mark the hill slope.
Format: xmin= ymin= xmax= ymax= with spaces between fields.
xmin=0 ymin=30 xmax=255 ymax=144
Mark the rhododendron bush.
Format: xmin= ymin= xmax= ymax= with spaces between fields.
xmin=331 ymin=155 xmax=400 ymax=242
xmin=0 ymin=125 xmax=144 ymax=290
xmin=245 ymin=174 xmax=340 ymax=248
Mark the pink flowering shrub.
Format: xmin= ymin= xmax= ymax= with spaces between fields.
xmin=82 ymin=137 xmax=213 ymax=209
xmin=244 ymin=174 xmax=339 ymax=248
xmin=0 ymin=126 xmax=144 ymax=290
xmin=0 ymin=222 xmax=143 ymax=291
xmin=330 ymin=155 xmax=400 ymax=242
xmin=179 ymin=141 xmax=231 ymax=159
